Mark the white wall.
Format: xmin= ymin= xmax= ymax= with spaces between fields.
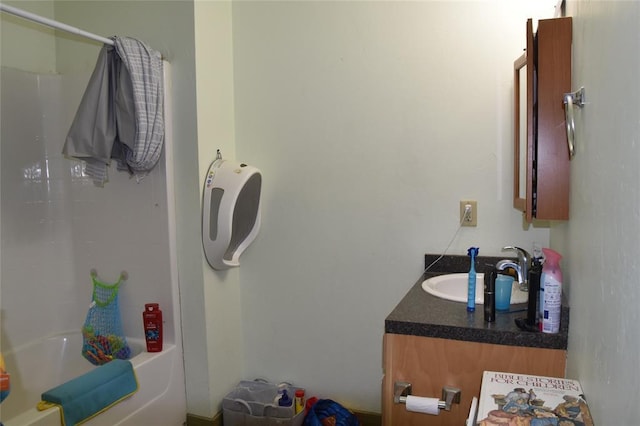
xmin=232 ymin=1 xmax=554 ymax=411
xmin=554 ymin=1 xmax=640 ymax=424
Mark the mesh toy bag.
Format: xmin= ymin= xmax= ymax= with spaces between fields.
xmin=81 ymin=270 xmax=131 ymax=365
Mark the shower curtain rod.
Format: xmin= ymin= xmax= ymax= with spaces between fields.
xmin=0 ymin=3 xmax=114 ymax=46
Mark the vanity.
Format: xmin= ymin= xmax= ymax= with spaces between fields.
xmin=382 ymin=255 xmax=569 ymax=426
xmin=382 ymin=16 xmax=574 ymax=425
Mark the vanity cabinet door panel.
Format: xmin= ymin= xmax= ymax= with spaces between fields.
xmin=382 ymin=334 xmax=566 ymax=426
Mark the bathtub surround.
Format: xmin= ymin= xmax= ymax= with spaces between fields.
xmin=1 ymin=61 xmax=186 ymax=426
xmin=1 ymin=0 xmax=230 ymax=420
xmin=1 ymin=2 xmax=187 ymax=423
xmin=0 ymin=60 xmax=187 ymax=424
xmin=0 ymin=64 xmax=177 ymax=351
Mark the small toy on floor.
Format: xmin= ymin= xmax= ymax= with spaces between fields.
xmin=0 ymin=352 xmax=10 ymax=403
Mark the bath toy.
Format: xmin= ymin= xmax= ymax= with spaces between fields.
xmin=0 ymin=352 xmax=10 ymax=403
xmin=82 ymin=332 xmax=131 ymax=365
xmin=81 ymin=271 xmax=131 ymax=365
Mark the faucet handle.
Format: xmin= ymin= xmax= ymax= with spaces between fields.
xmin=502 ymin=246 xmax=531 ymax=265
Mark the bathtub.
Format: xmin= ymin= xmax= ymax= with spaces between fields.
xmin=1 ymin=331 xmax=186 ymax=426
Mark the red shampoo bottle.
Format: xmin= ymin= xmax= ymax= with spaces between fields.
xmin=143 ymin=303 xmax=163 ymax=352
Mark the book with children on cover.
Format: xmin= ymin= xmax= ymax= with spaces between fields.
xmin=477 ymin=371 xmax=594 ymax=425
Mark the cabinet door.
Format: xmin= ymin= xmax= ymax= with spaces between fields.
xmin=525 ymin=18 xmax=535 ymax=223
xmin=513 ymin=17 xmax=572 ymax=223
xmin=512 ymin=20 xmax=534 ymax=220
xmin=535 ymin=17 xmax=572 ymax=220
xmin=382 ymin=334 xmax=566 ymax=426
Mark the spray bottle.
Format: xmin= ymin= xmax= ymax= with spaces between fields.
xmin=467 ymin=247 xmax=479 ymax=312
xmin=540 ymin=248 xmax=562 ymax=334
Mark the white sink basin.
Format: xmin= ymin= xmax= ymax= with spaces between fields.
xmin=421 ymin=273 xmax=528 ymax=305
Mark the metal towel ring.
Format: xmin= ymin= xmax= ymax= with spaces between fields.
xmin=563 ymin=87 xmax=585 ymax=158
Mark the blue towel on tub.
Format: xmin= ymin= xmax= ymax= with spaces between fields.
xmin=37 ymin=359 xmax=138 ymax=425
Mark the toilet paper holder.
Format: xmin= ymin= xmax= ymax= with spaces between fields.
xmin=393 ymin=381 xmax=461 ymax=411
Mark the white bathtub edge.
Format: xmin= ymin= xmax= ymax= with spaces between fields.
xmin=2 ymin=340 xmax=184 ymax=426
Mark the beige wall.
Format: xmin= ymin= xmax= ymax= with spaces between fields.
xmin=555 ymin=1 xmax=640 ymax=424
xmin=1 ymin=1 xmax=56 ymax=72
xmin=194 ymin=0 xmax=245 ymax=416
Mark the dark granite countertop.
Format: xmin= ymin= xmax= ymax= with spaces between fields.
xmin=384 ymin=254 xmax=569 ymax=350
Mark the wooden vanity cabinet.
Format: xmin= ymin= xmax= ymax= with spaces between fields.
xmin=381 ymin=334 xmax=566 ymax=426
xmin=513 ymin=17 xmax=572 ymax=223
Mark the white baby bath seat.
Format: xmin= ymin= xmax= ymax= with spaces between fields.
xmin=202 ymin=151 xmax=262 ymax=270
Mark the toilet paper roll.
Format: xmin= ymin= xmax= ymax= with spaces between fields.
xmin=405 ymin=395 xmax=440 ymax=415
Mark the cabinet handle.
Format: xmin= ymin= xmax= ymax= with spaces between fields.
xmin=563 ymin=87 xmax=585 ymax=158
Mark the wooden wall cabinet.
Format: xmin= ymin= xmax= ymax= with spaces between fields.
xmin=382 ymin=334 xmax=567 ymax=426
xmin=513 ymin=17 xmax=572 ymax=223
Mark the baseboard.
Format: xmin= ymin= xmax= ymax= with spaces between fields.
xmin=186 ymin=408 xmax=380 ymax=426
xmin=186 ymin=411 xmax=223 ymax=426
xmin=352 ymin=409 xmax=382 ymax=426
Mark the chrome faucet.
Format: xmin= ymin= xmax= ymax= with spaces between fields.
xmin=496 ymin=246 xmax=531 ymax=291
